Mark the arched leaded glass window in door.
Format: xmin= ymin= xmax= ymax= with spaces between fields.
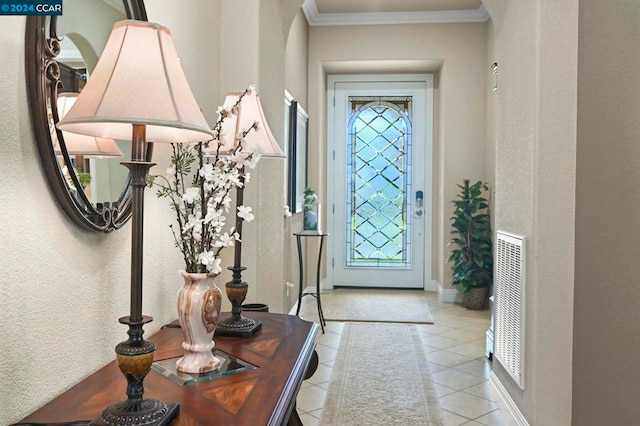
xmin=346 ymin=97 xmax=413 ymax=268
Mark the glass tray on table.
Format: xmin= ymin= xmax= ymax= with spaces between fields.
xmin=151 ymin=349 xmax=257 ymax=386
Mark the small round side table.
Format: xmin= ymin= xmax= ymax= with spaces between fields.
xmin=293 ymin=232 xmax=328 ymax=333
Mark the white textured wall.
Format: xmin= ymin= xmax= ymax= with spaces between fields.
xmin=256 ymin=0 xmax=301 ymax=313
xmin=483 ymin=0 xmax=577 ymax=424
xmin=573 ymin=0 xmax=640 ymax=423
xmin=57 ymin=0 xmax=124 ymax=72
xmin=486 ymin=1 xmax=640 ymax=424
xmin=285 ymin=9 xmax=309 ymax=108
xmin=2 ymin=1 xmax=303 ymax=423
xmin=147 ymin=0 xmax=303 ymax=314
xmin=284 ymin=9 xmax=309 ymax=310
xmin=484 ymin=0 xmax=535 ymax=417
xmin=529 ymin=1 xmax=577 ymax=424
xmin=1 ymin=17 xmax=182 ymax=425
xmin=307 ymin=22 xmax=488 ymax=291
xmin=485 ymin=19 xmax=496 ymax=205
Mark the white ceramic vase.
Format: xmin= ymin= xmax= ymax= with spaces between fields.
xmin=176 ymin=272 xmax=222 ymax=374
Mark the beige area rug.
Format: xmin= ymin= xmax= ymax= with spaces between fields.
xmin=320 ymin=323 xmax=444 ymax=425
xmin=322 ymin=289 xmax=434 ymax=323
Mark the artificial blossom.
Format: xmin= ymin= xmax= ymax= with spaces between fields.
xmin=148 ymin=86 xmax=261 ymax=274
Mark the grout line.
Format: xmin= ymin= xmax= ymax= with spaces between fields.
xmin=442 ymin=408 xmax=473 ymax=421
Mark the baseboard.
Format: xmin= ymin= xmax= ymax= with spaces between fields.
xmin=320 ymin=277 xmax=330 ymax=291
xmin=425 ymin=279 xmax=438 ymax=292
xmin=489 ymin=372 xmax=529 ymax=426
xmin=289 ymin=281 xmax=327 ymax=315
xmin=438 ymin=283 xmax=462 ymax=303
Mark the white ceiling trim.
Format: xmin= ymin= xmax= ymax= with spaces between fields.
xmin=302 ymin=0 xmax=490 ymax=26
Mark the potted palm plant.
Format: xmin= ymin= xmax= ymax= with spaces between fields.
xmin=447 ymin=179 xmax=493 ymax=309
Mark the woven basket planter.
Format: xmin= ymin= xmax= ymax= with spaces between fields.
xmin=463 ymin=287 xmax=489 ymax=310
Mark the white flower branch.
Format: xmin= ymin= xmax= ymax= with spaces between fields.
xmin=147 ymin=85 xmax=261 ymax=275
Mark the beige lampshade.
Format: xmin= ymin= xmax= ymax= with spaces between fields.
xmin=218 ymin=92 xmax=285 ymax=158
xmin=54 ymin=92 xmax=123 ymax=158
xmin=57 ymin=20 xmax=213 ymax=143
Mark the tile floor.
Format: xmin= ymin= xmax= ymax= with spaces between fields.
xmin=293 ymin=289 xmax=518 ymax=426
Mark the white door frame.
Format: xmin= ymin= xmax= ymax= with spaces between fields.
xmin=325 ymin=73 xmax=434 ymax=291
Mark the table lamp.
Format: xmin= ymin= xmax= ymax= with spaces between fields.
xmin=57 ymin=20 xmax=213 ymax=426
xmin=54 ymin=92 xmax=123 ymax=193
xmin=55 ymin=92 xmax=124 ymax=160
xmin=214 ymin=91 xmax=285 ymax=337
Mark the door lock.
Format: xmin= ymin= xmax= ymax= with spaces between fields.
xmin=415 ymin=190 xmax=423 ymax=217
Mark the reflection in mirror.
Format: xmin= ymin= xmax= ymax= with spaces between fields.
xmin=26 ymin=0 xmax=148 ymax=232
xmin=54 ymin=92 xmax=124 ymax=202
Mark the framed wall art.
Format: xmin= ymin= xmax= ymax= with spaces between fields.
xmin=287 ymin=99 xmax=308 ymax=213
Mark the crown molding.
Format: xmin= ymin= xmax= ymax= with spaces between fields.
xmin=302 ymin=0 xmax=490 ymax=26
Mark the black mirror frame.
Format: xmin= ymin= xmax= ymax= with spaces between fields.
xmin=25 ymin=0 xmax=151 ymax=232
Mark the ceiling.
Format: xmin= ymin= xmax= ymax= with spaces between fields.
xmin=314 ymin=0 xmax=483 ymax=14
xmin=106 ymin=0 xmax=487 ymax=26
xmin=303 ymin=0 xmax=488 ymax=25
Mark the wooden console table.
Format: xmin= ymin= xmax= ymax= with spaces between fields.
xmin=19 ymin=312 xmax=319 ymax=426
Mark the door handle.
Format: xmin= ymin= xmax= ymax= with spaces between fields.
xmin=415 ymin=190 xmax=423 ymax=217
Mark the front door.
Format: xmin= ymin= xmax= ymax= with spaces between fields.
xmin=327 ymin=74 xmax=433 ymax=289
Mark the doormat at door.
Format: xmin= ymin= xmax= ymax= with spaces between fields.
xmin=322 ymin=289 xmax=434 ymax=324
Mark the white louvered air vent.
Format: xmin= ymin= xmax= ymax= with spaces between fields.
xmin=494 ymin=231 xmax=525 ymax=389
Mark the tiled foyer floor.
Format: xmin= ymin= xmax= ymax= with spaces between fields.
xmin=293 ymin=290 xmax=518 ymax=426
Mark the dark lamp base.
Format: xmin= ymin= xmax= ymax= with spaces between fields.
xmin=215 ymin=316 xmax=262 ymax=338
xmin=90 ymin=400 xmax=179 ymax=426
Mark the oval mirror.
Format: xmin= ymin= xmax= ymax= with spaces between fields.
xmin=26 ymin=0 xmax=150 ymax=232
